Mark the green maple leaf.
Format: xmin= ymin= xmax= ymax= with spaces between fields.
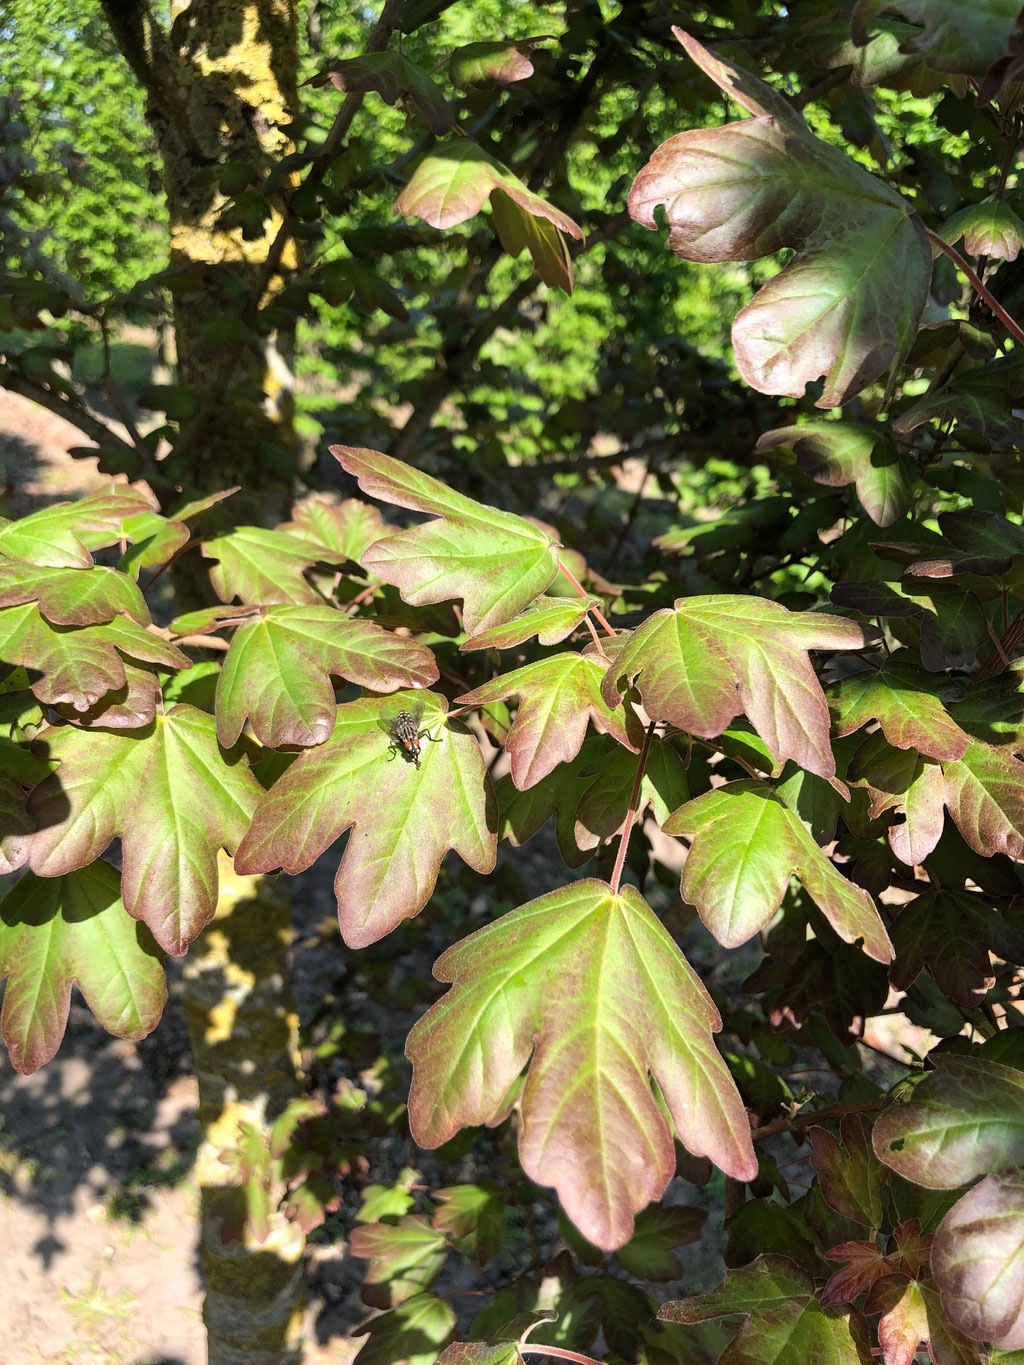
xmin=603 ymin=595 xmax=868 ymax=779
xmin=331 ymin=447 xmax=562 ymax=636
xmin=279 ymin=496 xmax=395 ymax=564
xmin=202 ymin=525 xmax=350 ymax=606
xmin=574 ymin=737 xmax=689 ymax=852
xmin=448 ymin=36 xmax=551 ymax=90
xmin=931 ymin=1172 xmax=1024 ymax=1351
xmin=0 ymin=486 xmax=154 ymax=568
xmin=234 ymin=692 xmax=496 ymax=947
xmin=0 ymin=860 xmax=165 ymax=1074
xmin=0 ymin=561 xmax=149 ymax=626
xmin=461 ymin=595 xmax=599 ymax=651
xmin=660 ymin=1254 xmax=873 ymax=1364
xmin=496 ymin=734 xmax=615 ymax=867
xmin=873 ymin=1055 xmax=1024 ymax=1188
xmin=942 ymin=198 xmax=1024 ymax=261
xmin=308 ymin=52 xmax=454 ymax=135
xmin=854 ymin=0 xmax=1023 ymax=76
xmin=0 ymin=604 xmax=189 ymax=712
xmin=350 ymin=1216 xmax=447 ymax=1307
xmin=26 ymin=706 xmax=262 ymax=954
xmin=663 ymin=781 xmax=893 ymax=962
xmin=830 ymin=662 xmax=971 ymax=762
xmin=629 ymin=30 xmax=930 ymax=407
xmin=351 ymin=1293 xmax=456 ymax=1365
xmin=808 ymin=1112 xmax=885 ymax=1227
xmin=457 ymin=653 xmax=641 ymax=790
xmin=215 ymin=604 xmax=439 ymax=747
xmin=406 ymin=878 xmax=757 ymax=1251
xmin=757 ymin=422 xmax=913 ymax=527
xmin=890 ymin=888 xmax=1024 ymax=1007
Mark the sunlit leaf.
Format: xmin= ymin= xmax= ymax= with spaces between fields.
xmin=0 ymin=486 xmax=154 ymax=568
xmin=853 ymin=0 xmax=1023 ymax=76
xmin=461 ymin=595 xmax=599 ymax=651
xmin=809 ymin=1112 xmax=885 ymax=1227
xmin=864 ymin=1271 xmax=981 ymax=1365
xmin=0 ymin=561 xmax=149 ymax=626
xmin=448 ymin=36 xmax=552 ymax=90
xmin=758 ymin=423 xmax=913 ymax=527
xmin=308 ymin=52 xmax=454 ymax=134
xmin=202 ymin=525 xmax=349 ymax=606
xmin=830 ymin=663 xmax=970 ymax=762
xmin=352 ymin=1292 xmax=456 ymax=1365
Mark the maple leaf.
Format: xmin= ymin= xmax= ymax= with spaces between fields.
xmin=0 ymin=604 xmax=188 ymax=712
xmin=629 ymin=31 xmax=930 ymax=407
xmin=406 ymin=879 xmax=757 ymax=1251
xmin=432 ymin=1183 xmax=506 ymax=1264
xmin=278 ymin=496 xmax=395 ymax=565
xmin=574 ymin=736 xmax=689 ymax=852
xmin=202 ymin=525 xmax=350 ymax=606
xmin=332 ymin=447 xmax=563 ymax=636
xmin=664 ymin=782 xmax=893 ymax=963
xmin=350 ymin=1292 xmax=456 ymax=1365
xmin=215 ymin=604 xmax=438 ymax=747
xmin=853 ymin=0 xmax=1023 ymax=77
xmin=809 ymin=1112 xmax=886 ymax=1226
xmin=614 ymin=1204 xmax=707 ymax=1281
xmin=757 ymin=422 xmax=913 ymax=527
xmin=931 ymin=1171 xmax=1024 ymax=1351
xmin=873 ymin=1055 xmax=1024 ymax=1189
xmin=234 ymin=692 xmax=496 ymax=948
xmin=25 ymin=706 xmax=262 ymax=954
xmin=0 ymin=861 xmax=165 ymax=1074
xmin=890 ymin=888 xmax=1024 ymax=1007
xmin=0 ymin=485 xmax=154 ymax=568
xmin=448 ymin=36 xmax=552 ymax=89
xmin=603 ymin=595 xmax=869 ymax=779
xmin=350 ymin=1217 xmax=447 ymax=1308
xmin=308 ymin=52 xmax=454 ymax=135
xmin=496 ymin=735 xmax=614 ymax=868
xmin=0 ymin=561 xmax=149 ymax=627
xmin=461 ymin=595 xmax=600 ymax=651
xmin=457 ymin=654 xmax=641 ymax=790
xmin=822 ymin=1240 xmax=896 ymax=1306
xmin=660 ymin=1253 xmax=873 ymax=1363
xmin=866 ymin=1272 xmax=982 ymax=1365
xmin=830 ymin=663 xmax=971 ymax=762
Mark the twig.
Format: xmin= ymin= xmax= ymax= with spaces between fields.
xmin=750 ymin=1097 xmax=884 ymax=1142
xmin=557 ymin=558 xmax=616 ymax=638
xmin=0 ymin=360 xmax=140 ymax=462
xmin=609 ymin=720 xmax=656 ymax=896
xmin=927 ymin=229 xmax=1024 ymax=346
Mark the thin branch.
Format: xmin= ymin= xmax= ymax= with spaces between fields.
xmin=609 ymin=720 xmax=656 ymax=896
xmin=750 ymin=1098 xmax=884 ymax=1142
xmin=557 ymin=557 xmax=616 ymax=638
xmin=927 ymin=228 xmax=1024 ymax=345
xmin=0 ymin=360 xmax=140 ymax=460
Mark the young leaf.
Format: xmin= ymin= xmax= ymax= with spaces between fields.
xmin=931 ymin=1171 xmax=1024 ymax=1350
xmin=0 ymin=604 xmax=188 ymax=712
xmin=308 ymin=52 xmax=454 ymax=135
xmin=234 ymin=693 xmax=496 ymax=948
xmin=629 ymin=30 xmax=930 ymax=407
xmin=941 ymin=198 xmax=1024 ymax=261
xmin=757 ymin=423 xmax=913 ymax=527
xmin=461 ymin=594 xmax=600 ymax=651
xmin=457 ymin=654 xmax=640 ymax=790
xmin=660 ymin=1253 xmax=873 ymax=1364
xmin=202 ymin=525 xmax=349 ymax=606
xmin=331 ymin=446 xmax=562 ymax=635
xmin=808 ymin=1112 xmax=885 ymax=1227
xmin=26 ymin=707 xmax=262 ymax=954
xmin=0 ymin=561 xmax=150 ymax=626
xmin=0 ymin=860 xmax=166 ymax=1074
xmin=864 ymin=1272 xmax=982 ymax=1365
xmin=822 ymin=1240 xmax=896 ymax=1307
xmin=830 ymin=663 xmax=971 ymax=762
xmin=890 ymin=888 xmax=1024 ymax=1007
xmin=215 ymin=605 xmax=438 ymax=747
xmin=603 ymin=595 xmax=869 ymax=779
xmin=407 ymin=879 xmax=757 ymax=1251
xmin=872 ymin=1056 xmax=1024 ymax=1188
xmin=0 ymin=486 xmax=154 ymax=568
xmin=664 ymin=782 xmax=893 ymax=963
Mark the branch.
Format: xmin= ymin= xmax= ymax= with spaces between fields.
xmin=927 ymin=228 xmax=1024 ymax=346
xmin=750 ymin=1098 xmax=885 ymax=1142
xmin=0 ymin=361 xmax=141 ymax=462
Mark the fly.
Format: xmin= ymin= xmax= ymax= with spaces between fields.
xmin=384 ymin=702 xmax=440 ymax=770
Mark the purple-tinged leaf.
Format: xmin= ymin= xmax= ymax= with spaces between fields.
xmin=202 ymin=525 xmax=350 ymax=607
xmin=864 ymin=1271 xmax=981 ymax=1365
xmin=278 ymin=496 xmax=395 ymax=564
xmin=758 ymin=423 xmax=913 ymax=527
xmin=932 ymin=1171 xmax=1024 ymax=1349
xmin=26 ymin=707 xmax=261 ymax=955
xmin=448 ymin=36 xmax=552 ymax=90
xmin=809 ymin=1112 xmax=886 ymax=1227
xmin=457 ymin=654 xmax=640 ymax=790
xmin=822 ymin=1240 xmax=896 ymax=1306
xmin=873 ymin=1055 xmax=1024 ymax=1188
xmin=629 ymin=30 xmax=930 ymax=407
xmin=117 ymin=509 xmax=190 ymax=579
xmin=332 ymin=447 xmax=561 ymax=636
xmin=307 ymin=52 xmax=454 ymax=134
xmin=830 ymin=663 xmax=971 ymax=762
xmin=0 ymin=604 xmax=188 ymax=712
xmin=234 ymin=692 xmax=496 ymax=948
xmin=665 ymin=781 xmax=893 ymax=962
xmin=942 ymin=198 xmax=1024 ymax=261
xmin=407 ymin=879 xmax=756 ymax=1251
xmin=890 ymin=888 xmax=1024 ymax=1007
xmin=0 ymin=562 xmax=149 ymax=626
xmin=394 ymin=137 xmax=582 ymax=239
xmin=53 ymin=661 xmax=162 ymax=730
xmin=660 ymin=1254 xmax=873 ymax=1364
xmin=604 ymin=595 xmax=868 ymax=779
xmin=436 ymin=1313 xmax=555 ymax=1365
xmin=0 ymin=861 xmax=165 ymax=1074
xmin=215 ymin=604 xmax=438 ymax=748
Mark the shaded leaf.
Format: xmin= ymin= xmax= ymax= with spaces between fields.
xmin=853 ymin=0 xmax=1023 ymax=76
xmin=26 ymin=707 xmax=261 ymax=955
xmin=432 ymin=1183 xmax=506 ymax=1264
xmin=629 ymin=30 xmax=930 ymax=407
xmin=664 ymin=782 xmax=892 ymax=962
xmin=932 ymin=1171 xmax=1024 ymax=1350
xmin=873 ymin=1055 xmax=1024 ymax=1188
xmin=575 ymin=737 xmax=689 ymax=852
xmin=234 ymin=692 xmax=496 ymax=948
xmin=457 ymin=654 xmax=640 ymax=790
xmin=809 ymin=1112 xmax=886 ymax=1227
xmin=0 ymin=861 xmax=165 ymax=1074
xmin=615 ymin=1204 xmax=706 ymax=1281
xmin=215 ymin=605 xmax=438 ymax=747
xmin=758 ymin=423 xmax=913 ymax=527
xmin=603 ymin=595 xmax=868 ymax=780
xmin=890 ymin=888 xmax=1024 ymax=1007
xmin=830 ymin=663 xmax=970 ymax=762
xmin=308 ymin=52 xmax=454 ymax=134
xmin=352 ymin=1293 xmax=456 ymax=1365
xmin=660 ymin=1254 xmax=873 ymax=1364
xmin=350 ymin=1216 xmax=446 ymax=1308
xmin=942 ymin=198 xmax=1024 ymax=261
xmin=496 ymin=735 xmax=611 ymax=868
xmin=490 ymin=189 xmax=574 ymax=293
xmin=407 ymin=879 xmax=756 ymax=1251
xmin=822 ymin=1240 xmax=896 ymax=1306
xmin=448 ymin=37 xmax=552 ymax=90
xmin=53 ymin=660 xmax=162 ymax=730
xmin=332 ymin=447 xmax=561 ymax=636
xmin=865 ymin=1271 xmax=981 ymax=1365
